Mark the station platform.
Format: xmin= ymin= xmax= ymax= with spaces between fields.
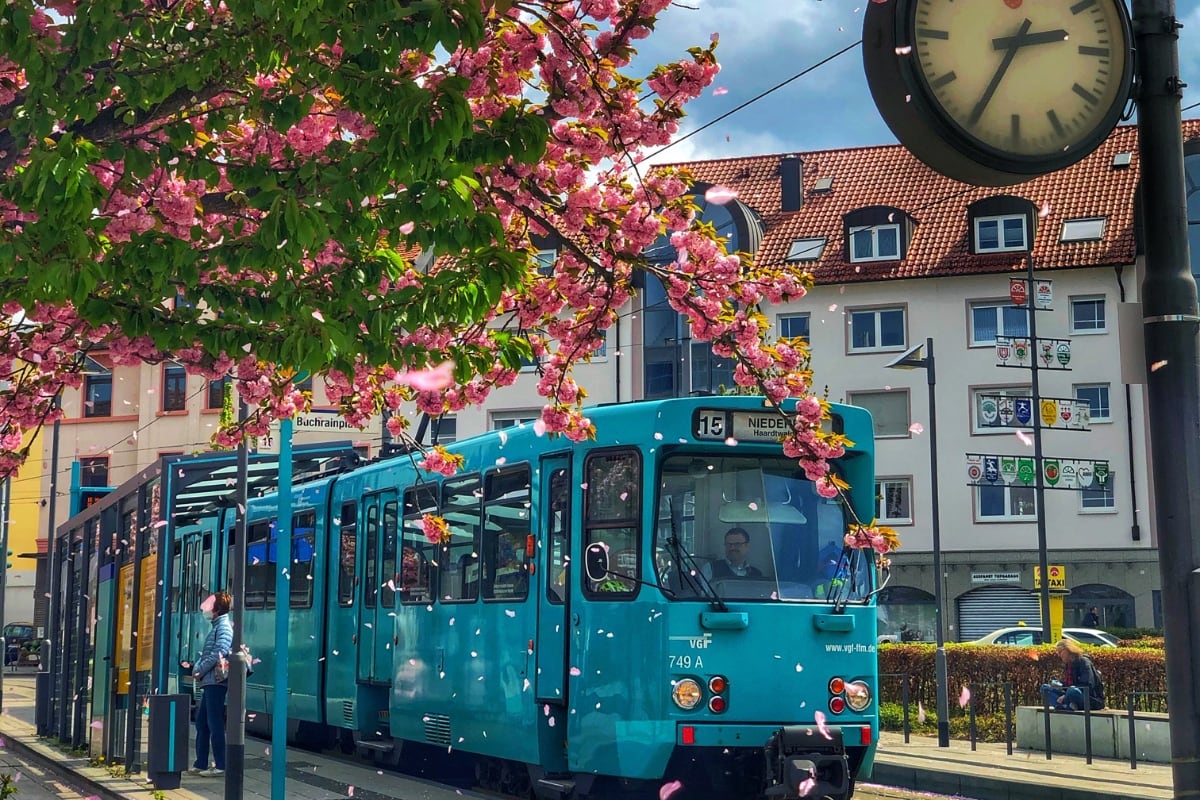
xmin=0 ymin=672 xmax=1177 ymax=800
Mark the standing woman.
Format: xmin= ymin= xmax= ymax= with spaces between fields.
xmin=190 ymin=591 xmax=233 ymax=776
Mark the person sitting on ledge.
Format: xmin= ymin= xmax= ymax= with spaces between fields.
xmin=1039 ymin=640 xmax=1103 ymax=711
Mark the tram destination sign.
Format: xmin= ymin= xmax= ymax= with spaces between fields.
xmin=693 ymin=409 xmax=792 ymax=442
xmin=966 ymin=453 xmax=1111 ymax=490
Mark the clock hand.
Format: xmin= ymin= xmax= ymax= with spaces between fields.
xmin=992 ymin=29 xmax=1069 ymax=50
xmin=968 ymin=18 xmax=1033 ymax=128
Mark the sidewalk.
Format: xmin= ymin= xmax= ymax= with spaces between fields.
xmin=872 ymin=730 xmax=1174 ymax=800
xmin=0 ymin=671 xmax=1178 ymax=800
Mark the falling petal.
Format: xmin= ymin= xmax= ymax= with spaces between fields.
xmin=505 ymin=609 xmax=516 ymax=618
xmin=748 ymin=502 xmax=759 ymax=511
xmin=1151 ymin=360 xmax=1169 ymax=372
xmin=1027 ymin=648 xmax=1040 ymax=661
xmin=1015 ymin=430 xmax=1033 ymax=446
xmin=711 ymin=87 xmax=728 ymax=96
xmin=570 ymin=666 xmax=582 ymax=676
xmin=659 ymin=780 xmax=684 ymax=800
xmin=814 ymin=710 xmax=833 ymax=740
xmin=724 ymin=437 xmax=738 ymax=446
xmin=798 ymin=769 xmax=817 ymax=797
xmin=908 ymin=422 xmax=924 ymax=435
xmin=399 ymin=221 xmax=415 ymax=235
xmin=828 ymin=304 xmax=838 ymax=312
xmin=918 ymin=702 xmax=927 ymax=724
xmin=348 ymin=788 xmax=355 ymax=797
xmin=533 ymin=419 xmax=547 ymax=436
xmin=959 ymin=685 xmax=971 ymax=708
xmin=1039 ymin=201 xmax=1052 ymax=218
xmin=312 ymin=310 xmax=325 ymax=323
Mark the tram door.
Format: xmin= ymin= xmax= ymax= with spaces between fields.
xmin=535 ymin=457 xmax=570 ymax=704
xmin=357 ymin=491 xmax=396 ymax=684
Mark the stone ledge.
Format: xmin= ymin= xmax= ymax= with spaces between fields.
xmin=1015 ymin=706 xmax=1169 ymax=763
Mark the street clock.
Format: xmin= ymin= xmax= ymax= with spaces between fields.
xmin=863 ymin=0 xmax=1135 ymax=186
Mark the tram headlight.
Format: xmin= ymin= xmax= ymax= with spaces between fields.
xmin=844 ymin=680 xmax=872 ymax=712
xmin=672 ymin=679 xmax=703 ymax=710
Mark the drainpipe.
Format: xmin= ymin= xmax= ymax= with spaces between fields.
xmin=1114 ymin=264 xmax=1142 ymax=541
xmin=614 ymin=316 xmax=621 ymax=403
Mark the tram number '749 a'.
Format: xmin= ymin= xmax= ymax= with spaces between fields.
xmin=669 ymin=655 xmax=705 ymax=669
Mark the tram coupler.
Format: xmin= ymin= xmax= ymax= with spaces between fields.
xmin=763 ymin=725 xmax=849 ymax=799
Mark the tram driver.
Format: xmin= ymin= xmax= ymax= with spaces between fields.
xmin=700 ymin=527 xmax=764 ymax=581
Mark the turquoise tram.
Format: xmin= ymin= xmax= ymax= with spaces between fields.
xmin=48 ymin=396 xmax=881 ymax=800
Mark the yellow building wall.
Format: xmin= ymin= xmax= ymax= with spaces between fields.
xmin=5 ymin=431 xmax=43 ymax=625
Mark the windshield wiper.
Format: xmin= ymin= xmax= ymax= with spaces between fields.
xmin=831 ymin=545 xmax=863 ymax=614
xmin=666 ymin=497 xmax=728 ymax=612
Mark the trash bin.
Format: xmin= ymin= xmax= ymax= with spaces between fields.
xmin=147 ymin=694 xmax=190 ymax=790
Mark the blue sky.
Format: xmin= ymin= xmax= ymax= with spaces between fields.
xmin=639 ymin=0 xmax=1200 ymax=164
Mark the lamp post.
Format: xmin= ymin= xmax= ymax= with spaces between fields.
xmin=886 ymin=337 xmax=949 ymax=748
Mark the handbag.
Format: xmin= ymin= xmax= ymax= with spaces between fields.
xmin=214 ymin=656 xmax=230 ymax=683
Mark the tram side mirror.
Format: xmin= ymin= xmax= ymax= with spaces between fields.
xmin=584 ymin=543 xmax=610 ymax=583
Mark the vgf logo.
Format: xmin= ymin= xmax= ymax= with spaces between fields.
xmin=669 ymin=633 xmax=713 ymax=649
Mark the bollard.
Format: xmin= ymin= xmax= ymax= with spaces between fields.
xmin=1128 ymin=692 xmax=1138 ymax=770
xmin=34 ymin=670 xmax=50 ymax=737
xmin=968 ymin=683 xmax=977 ymax=751
xmin=1003 ymin=682 xmax=1013 ymax=756
xmin=901 ymin=675 xmax=910 ymax=744
xmin=1083 ymin=687 xmax=1093 ymax=765
xmin=1042 ymin=689 xmax=1053 ymax=760
xmin=146 ymin=695 xmax=189 ymax=790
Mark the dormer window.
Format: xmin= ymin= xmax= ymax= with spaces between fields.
xmin=967 ymin=196 xmax=1037 ymax=255
xmin=843 ymin=206 xmax=914 ymax=263
xmin=849 ymin=224 xmax=901 ymax=262
xmin=975 ymin=214 xmax=1028 ymax=253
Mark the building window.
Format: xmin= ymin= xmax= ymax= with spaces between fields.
xmin=206 ymin=376 xmax=231 ymax=410
xmin=848 ymin=307 xmax=905 ymax=352
xmin=976 ymin=484 xmax=1037 ymax=521
xmin=974 ymin=214 xmax=1028 ymax=253
xmin=972 ymin=386 xmax=1032 ymax=434
xmin=534 ymin=249 xmax=557 ymax=276
xmin=1081 ymin=482 xmax=1116 ymax=512
xmin=84 ymin=373 xmax=112 ymax=418
xmin=1073 ymin=384 xmax=1112 ymax=423
xmin=849 ymin=224 xmax=901 ymax=263
xmin=876 ymin=478 xmax=913 ymax=525
xmin=1061 ymin=217 xmax=1107 ymax=242
xmin=690 ymin=342 xmax=734 ymax=394
xmin=970 ymin=302 xmax=1029 ymax=346
xmin=786 ymin=237 xmax=827 ymax=262
xmin=847 ymin=389 xmax=910 ymax=438
xmin=162 ymin=364 xmax=187 ymax=412
xmin=492 ymin=412 xmax=539 ymax=430
xmin=79 ymin=457 xmax=109 ymax=488
xmin=295 ymin=375 xmax=314 ymax=394
xmin=778 ymin=313 xmax=810 ymax=341
xmin=431 ymin=415 xmax=457 ymax=444
xmin=1070 ymin=296 xmax=1107 ymax=334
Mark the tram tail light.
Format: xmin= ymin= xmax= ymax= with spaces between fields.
xmin=681 ymin=725 xmax=695 ymax=745
xmin=829 ymin=696 xmax=846 ymax=714
xmin=526 ymin=534 xmax=536 ymax=558
xmin=828 ymin=677 xmax=845 ymax=695
xmin=860 ymin=727 xmax=873 ymax=745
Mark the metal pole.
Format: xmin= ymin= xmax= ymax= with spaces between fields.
xmin=225 ymin=400 xmax=249 ymax=800
xmin=0 ymin=474 xmax=9 ymax=714
xmin=925 ymin=338 xmax=950 ymax=748
xmin=1026 ymin=255 xmax=1053 ymax=647
xmin=1132 ymin=1 xmax=1200 ymax=794
xmin=272 ymin=418 xmax=293 ymax=800
xmin=39 ymin=407 xmax=61 ymax=736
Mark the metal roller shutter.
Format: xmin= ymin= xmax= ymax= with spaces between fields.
xmin=956 ymin=586 xmax=1041 ymax=641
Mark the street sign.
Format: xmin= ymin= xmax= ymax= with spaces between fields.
xmin=1010 ymin=278 xmax=1028 ymax=307
xmin=1034 ymin=280 xmax=1054 ymax=310
xmin=255 ymin=409 xmax=380 ymax=453
xmin=966 ymin=454 xmax=1111 ymax=490
xmin=979 ymin=395 xmax=1091 ymax=431
xmin=1034 ymin=564 xmax=1068 ymax=592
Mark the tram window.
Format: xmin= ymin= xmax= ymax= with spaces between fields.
xmin=337 ymin=502 xmax=357 ymax=607
xmin=547 ymin=468 xmax=569 ymax=604
xmin=290 ymin=510 xmax=317 ymax=608
xmin=583 ymin=450 xmax=640 ymax=598
xmin=200 ymin=533 xmax=212 ymax=601
xmin=440 ymin=475 xmax=482 ymax=603
xmin=483 ymin=466 xmax=531 ymax=602
xmin=364 ymin=501 xmax=379 ymax=609
xmin=401 ymin=485 xmax=438 ymax=604
xmin=379 ymin=500 xmax=398 ymax=609
xmin=245 ymin=520 xmax=275 ymax=608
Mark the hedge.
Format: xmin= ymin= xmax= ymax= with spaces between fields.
xmin=878 ymin=643 xmax=1167 ymax=716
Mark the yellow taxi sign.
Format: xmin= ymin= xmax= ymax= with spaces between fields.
xmin=1033 ymin=565 xmax=1068 ymax=592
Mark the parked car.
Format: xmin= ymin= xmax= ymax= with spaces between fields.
xmin=971 ymin=626 xmax=1118 ymax=647
xmin=2 ymin=622 xmax=35 ymax=665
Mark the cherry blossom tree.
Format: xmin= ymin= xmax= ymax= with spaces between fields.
xmin=0 ymin=0 xmax=878 ymax=547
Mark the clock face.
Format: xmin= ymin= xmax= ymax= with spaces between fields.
xmin=910 ymin=0 xmax=1130 ymax=161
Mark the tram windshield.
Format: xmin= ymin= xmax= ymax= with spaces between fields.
xmin=655 ymin=454 xmax=871 ymax=603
